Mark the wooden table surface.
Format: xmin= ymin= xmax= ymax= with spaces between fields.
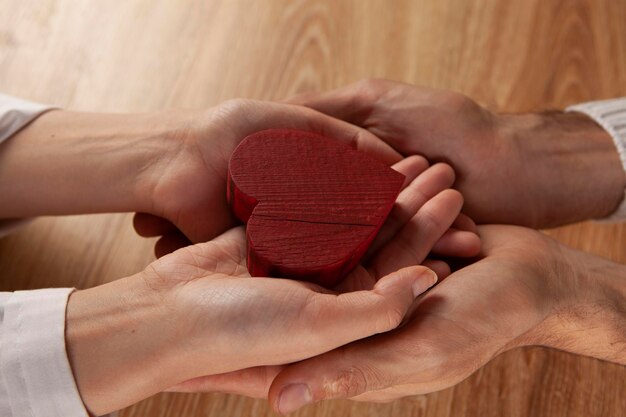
xmin=1 ymin=1 xmax=625 ymax=416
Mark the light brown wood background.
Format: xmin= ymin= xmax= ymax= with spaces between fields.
xmin=1 ymin=0 xmax=625 ymax=416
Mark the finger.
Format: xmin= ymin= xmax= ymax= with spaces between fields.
xmin=431 ymin=228 xmax=482 ymax=257
xmin=285 ymin=80 xmax=392 ymax=125
xmin=133 ymin=213 xmax=177 ymax=237
xmin=268 ymin=267 xmax=438 ymax=414
xmin=302 ymin=266 xmax=436 ymax=351
xmin=391 ymin=155 xmax=429 ymax=189
xmin=368 ymin=163 xmax=456 ymax=257
xmin=422 ymin=259 xmax=451 ymax=279
xmin=165 ymin=366 xmax=283 ymax=398
xmin=268 ymin=326 xmax=414 ymax=414
xmin=369 ymin=189 xmax=464 ymax=278
xmin=224 ymin=100 xmax=402 ymax=165
xmin=452 ymin=213 xmax=477 ymax=233
xmin=155 ymin=232 xmax=192 ymax=258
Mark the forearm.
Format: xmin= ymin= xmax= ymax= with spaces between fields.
xmin=498 ymin=112 xmax=626 ymax=227
xmin=520 ymin=251 xmax=626 ymax=364
xmin=66 ymin=275 xmax=184 ymax=415
xmin=0 ymin=109 xmax=183 ymax=218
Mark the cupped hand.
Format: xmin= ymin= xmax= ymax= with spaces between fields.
xmin=265 ymin=225 xmax=579 ymax=413
xmin=132 ymin=99 xmax=404 ymax=256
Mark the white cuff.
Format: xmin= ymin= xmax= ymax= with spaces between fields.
xmin=0 ymin=288 xmax=89 ymax=417
xmin=0 ymin=94 xmax=54 ymax=238
xmin=567 ymin=98 xmax=626 ymax=222
xmin=0 ymin=94 xmax=53 ymax=143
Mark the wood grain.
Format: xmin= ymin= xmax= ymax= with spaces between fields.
xmin=0 ymin=0 xmax=624 ymax=416
xmin=228 ymin=129 xmax=404 ymax=286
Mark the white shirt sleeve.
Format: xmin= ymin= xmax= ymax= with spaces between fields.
xmin=0 ymin=94 xmax=53 ymax=143
xmin=567 ymin=98 xmax=626 ymax=221
xmin=0 ymin=93 xmax=54 ymax=238
xmin=0 ymin=289 xmax=89 ymax=417
xmin=0 ymin=95 xmax=97 ymax=416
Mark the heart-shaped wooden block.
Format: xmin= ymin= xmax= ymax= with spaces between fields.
xmin=227 ymin=129 xmax=405 ymax=287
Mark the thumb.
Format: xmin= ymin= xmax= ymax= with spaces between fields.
xmin=311 ymin=266 xmax=437 ymax=345
xmin=268 ymin=331 xmax=403 ymax=415
xmin=269 ymin=266 xmax=438 ymax=415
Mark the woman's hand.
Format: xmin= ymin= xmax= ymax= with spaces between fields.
xmin=0 ymin=99 xmax=400 ymax=255
xmin=133 ymin=99 xmax=412 ymax=255
xmin=65 ymin=157 xmax=480 ymax=415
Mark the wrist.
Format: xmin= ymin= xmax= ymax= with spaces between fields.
xmin=515 ymin=247 xmax=626 ymax=364
xmin=65 ymin=274 xmax=186 ymax=415
xmin=496 ymin=111 xmax=625 ymax=227
xmin=0 ymin=109 xmax=187 ymax=217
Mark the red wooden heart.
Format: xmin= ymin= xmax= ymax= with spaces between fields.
xmin=227 ymin=129 xmax=404 ymax=287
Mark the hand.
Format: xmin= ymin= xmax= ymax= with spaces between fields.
xmin=175 ymin=225 xmax=626 ymax=414
xmin=133 ymin=99 xmax=412 ymax=255
xmin=265 ymin=226 xmax=626 ymax=413
xmin=65 ymin=157 xmax=481 ymax=416
xmin=289 ymin=79 xmax=626 ymax=227
xmin=0 ymin=100 xmax=400 ymax=256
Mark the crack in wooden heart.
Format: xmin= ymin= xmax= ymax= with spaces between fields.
xmin=227 ymin=129 xmax=405 ymax=287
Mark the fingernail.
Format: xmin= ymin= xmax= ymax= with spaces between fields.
xmin=412 ymin=269 xmax=438 ymax=297
xmin=277 ymin=383 xmax=312 ymax=415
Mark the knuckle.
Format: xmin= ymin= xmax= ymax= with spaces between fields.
xmin=355 ymin=78 xmax=388 ymax=102
xmin=420 ymin=206 xmax=446 ymax=233
xmin=439 ymin=91 xmax=476 ymax=113
xmin=217 ymin=98 xmax=257 ymax=117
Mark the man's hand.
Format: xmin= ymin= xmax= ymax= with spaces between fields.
xmin=289 ymin=79 xmax=626 ymax=227
xmin=265 ymin=226 xmax=626 ymax=414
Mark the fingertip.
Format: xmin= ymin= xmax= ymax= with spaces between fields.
xmin=274 ymin=383 xmax=314 ymax=415
xmin=392 ymin=155 xmax=430 ymax=188
xmin=430 ymin=162 xmax=456 ymax=186
xmin=432 ymin=229 xmax=481 ymax=258
xmin=376 ymin=266 xmax=437 ymax=298
xmin=411 ymin=268 xmax=438 ymax=297
xmin=422 ymin=259 xmax=451 ymax=279
xmin=442 ymin=188 xmax=464 ymax=207
xmin=465 ymin=232 xmax=482 ymax=256
xmin=453 ymin=212 xmax=477 ymax=232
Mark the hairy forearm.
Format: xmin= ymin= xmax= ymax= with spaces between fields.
xmin=0 ymin=109 xmax=182 ymax=218
xmin=498 ymin=112 xmax=625 ymax=227
xmin=522 ymin=251 xmax=626 ymax=364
